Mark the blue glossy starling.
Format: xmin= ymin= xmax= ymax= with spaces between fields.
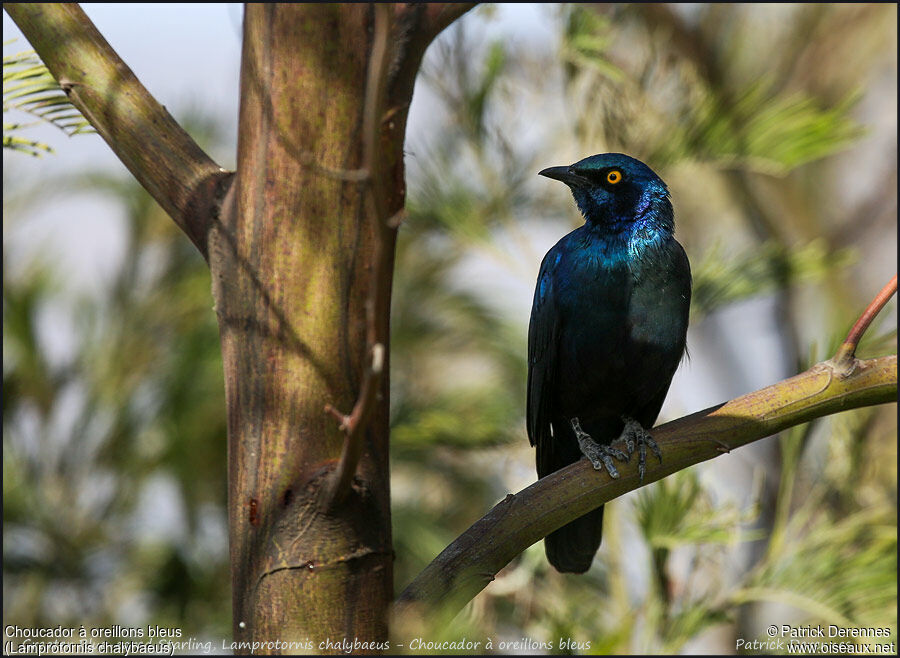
xmin=527 ymin=153 xmax=691 ymax=573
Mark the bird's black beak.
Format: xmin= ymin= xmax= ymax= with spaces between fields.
xmin=539 ymin=166 xmax=586 ymax=187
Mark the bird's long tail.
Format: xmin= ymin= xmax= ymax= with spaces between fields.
xmin=538 ymin=416 xmax=622 ymax=573
xmin=544 ymin=505 xmax=604 ymax=574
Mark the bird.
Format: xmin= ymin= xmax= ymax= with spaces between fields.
xmin=527 ymin=152 xmax=691 ymax=573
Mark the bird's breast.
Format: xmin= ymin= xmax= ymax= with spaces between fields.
xmin=551 ymin=237 xmax=687 ymax=415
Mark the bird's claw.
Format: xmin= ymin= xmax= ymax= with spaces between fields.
xmin=570 ymin=417 xmax=628 ymax=478
xmin=619 ymin=417 xmax=662 ymax=482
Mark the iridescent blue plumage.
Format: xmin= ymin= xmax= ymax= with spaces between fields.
xmin=527 ymin=153 xmax=691 ymax=573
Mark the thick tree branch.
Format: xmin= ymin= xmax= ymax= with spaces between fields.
xmin=5 ymin=3 xmax=230 ymax=259
xmin=395 ymin=279 xmax=898 ymax=623
xmin=395 ymin=353 xmax=896 ymax=623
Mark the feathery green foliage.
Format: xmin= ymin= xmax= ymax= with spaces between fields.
xmin=3 ymin=42 xmax=93 ymax=156
xmin=691 ymin=239 xmax=857 ymax=319
xmin=562 ymin=7 xmax=866 ymax=174
xmin=635 ymin=471 xmax=762 ymax=549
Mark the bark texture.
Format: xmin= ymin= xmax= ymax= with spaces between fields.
xmin=209 ymin=5 xmax=399 ymax=648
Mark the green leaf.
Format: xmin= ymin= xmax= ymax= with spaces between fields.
xmin=3 ymin=43 xmax=94 ymax=153
xmin=692 ymin=82 xmax=866 ymax=175
xmin=2 ymin=132 xmax=54 ymax=157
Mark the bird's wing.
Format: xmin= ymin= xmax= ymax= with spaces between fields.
xmin=629 ymin=237 xmax=693 ymax=424
xmin=526 ymin=251 xmax=560 ymax=458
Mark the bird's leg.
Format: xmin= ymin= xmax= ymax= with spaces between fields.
xmin=618 ymin=416 xmax=662 ymax=482
xmin=570 ymin=417 xmax=629 ymax=478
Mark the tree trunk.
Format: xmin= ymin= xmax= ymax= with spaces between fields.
xmin=210 ymin=5 xmax=401 ymax=649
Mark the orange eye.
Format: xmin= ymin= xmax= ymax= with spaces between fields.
xmin=606 ymin=170 xmax=622 ymax=184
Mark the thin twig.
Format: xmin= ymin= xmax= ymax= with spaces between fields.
xmin=831 ymin=274 xmax=897 ymax=373
xmin=322 ymin=4 xmax=396 ymax=510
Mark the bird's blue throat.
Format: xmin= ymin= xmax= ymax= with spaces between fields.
xmin=572 ymin=191 xmax=674 ymax=269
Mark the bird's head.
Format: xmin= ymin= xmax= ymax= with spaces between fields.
xmin=539 ymin=153 xmax=672 ymax=233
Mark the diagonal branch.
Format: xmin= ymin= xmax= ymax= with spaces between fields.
xmin=5 ymin=3 xmax=231 ymax=259
xmin=394 ymin=280 xmax=899 ymax=624
xmin=419 ymin=3 xmax=480 ymax=43
xmin=386 ymin=3 xmax=477 ymax=112
xmin=395 ymin=353 xmax=896 ymax=623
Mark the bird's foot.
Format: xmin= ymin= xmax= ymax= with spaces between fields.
xmin=618 ymin=416 xmax=662 ymax=482
xmin=570 ymin=417 xmax=629 ymax=478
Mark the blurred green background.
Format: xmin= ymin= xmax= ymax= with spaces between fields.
xmin=3 ymin=4 xmax=896 ymax=654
